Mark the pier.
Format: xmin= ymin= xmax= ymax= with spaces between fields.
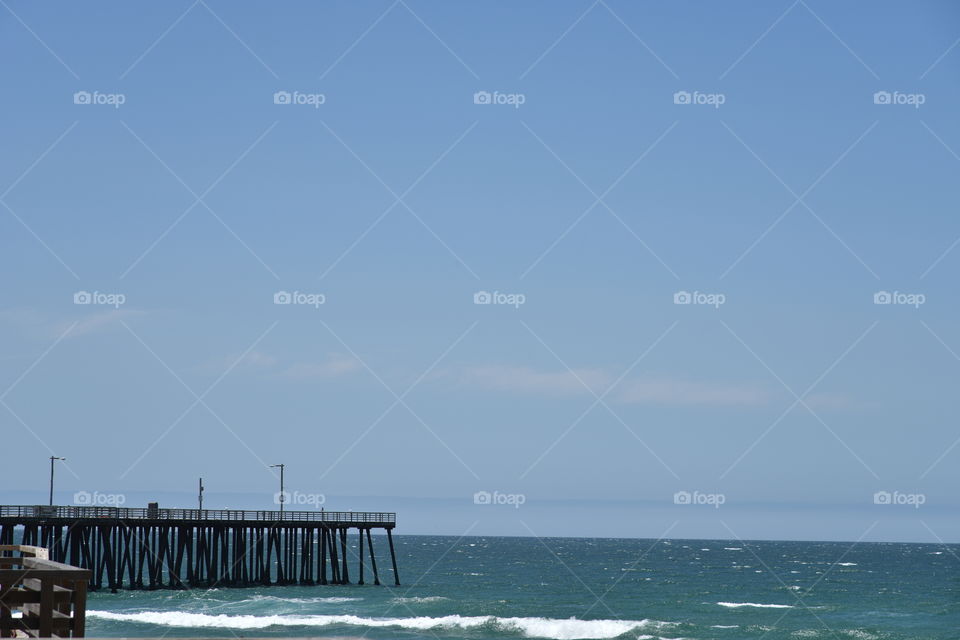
xmin=0 ymin=505 xmax=399 ymax=591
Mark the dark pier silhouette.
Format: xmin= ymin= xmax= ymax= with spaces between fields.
xmin=0 ymin=505 xmax=399 ymax=592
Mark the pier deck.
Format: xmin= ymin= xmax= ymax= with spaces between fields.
xmin=0 ymin=506 xmax=399 ymax=591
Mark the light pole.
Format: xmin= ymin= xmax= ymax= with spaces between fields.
xmin=49 ymin=456 xmax=65 ymax=506
xmin=269 ymin=464 xmax=285 ymax=515
xmin=198 ymin=477 xmax=204 ymax=511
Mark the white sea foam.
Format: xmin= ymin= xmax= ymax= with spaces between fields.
xmin=247 ymin=595 xmax=362 ymax=604
xmin=87 ymin=611 xmax=674 ymax=639
xmin=717 ymin=602 xmax=794 ymax=609
xmin=836 ymin=563 xmax=857 ymax=566
xmin=390 ymin=596 xmax=450 ymax=603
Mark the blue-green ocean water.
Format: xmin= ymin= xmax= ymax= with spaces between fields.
xmin=83 ymin=536 xmax=958 ymax=639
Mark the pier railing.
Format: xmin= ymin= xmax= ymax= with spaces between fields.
xmin=0 ymin=545 xmax=89 ymax=637
xmin=0 ymin=505 xmax=395 ymax=524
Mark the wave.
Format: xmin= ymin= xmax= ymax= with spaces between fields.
xmin=87 ymin=611 xmax=674 ymax=639
xmin=390 ymin=596 xmax=450 ymax=603
xmin=716 ymin=602 xmax=794 ymax=609
xmin=246 ymin=595 xmax=362 ymax=604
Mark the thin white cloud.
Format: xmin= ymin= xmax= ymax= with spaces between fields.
xmin=453 ymin=364 xmax=769 ymax=407
xmin=617 ymin=377 xmax=768 ymax=407
xmin=279 ymin=355 xmax=362 ymax=380
xmin=457 ymin=364 xmax=612 ymax=396
xmin=66 ymin=310 xmax=145 ymax=338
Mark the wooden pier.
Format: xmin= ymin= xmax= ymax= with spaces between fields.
xmin=0 ymin=506 xmax=399 ymax=592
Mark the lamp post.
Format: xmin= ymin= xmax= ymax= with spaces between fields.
xmin=49 ymin=456 xmax=65 ymax=506
xmin=198 ymin=477 xmax=204 ymax=511
xmin=269 ymin=464 xmax=285 ymax=515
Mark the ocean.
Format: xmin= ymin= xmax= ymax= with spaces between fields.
xmin=81 ymin=535 xmax=957 ymax=639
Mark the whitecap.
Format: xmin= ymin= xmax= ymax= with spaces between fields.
xmin=390 ymin=596 xmax=449 ymax=603
xmin=87 ymin=611 xmax=676 ymax=639
xmin=717 ymin=602 xmax=794 ymax=609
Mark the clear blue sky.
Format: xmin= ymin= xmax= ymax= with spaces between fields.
xmin=2 ymin=1 xmax=959 ymax=543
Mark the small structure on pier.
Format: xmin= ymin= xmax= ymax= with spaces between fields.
xmin=0 ymin=505 xmax=399 ymax=591
xmin=0 ymin=544 xmax=90 ymax=637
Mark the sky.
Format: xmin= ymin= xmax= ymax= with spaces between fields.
xmin=1 ymin=1 xmax=959 ymax=544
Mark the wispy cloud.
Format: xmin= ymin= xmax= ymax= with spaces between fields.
xmin=200 ymin=350 xmax=361 ymax=381
xmin=452 ymin=364 xmax=770 ymax=407
xmin=618 ymin=377 xmax=768 ymax=406
xmin=279 ymin=355 xmax=362 ymax=379
xmin=0 ymin=308 xmax=146 ymax=340
xmin=456 ymin=364 xmax=612 ymax=396
xmin=63 ymin=310 xmax=145 ymax=338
